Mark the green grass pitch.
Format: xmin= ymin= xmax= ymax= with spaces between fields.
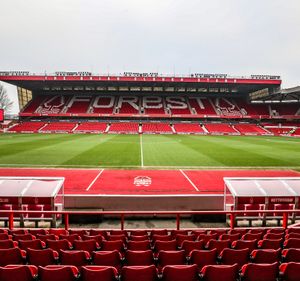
xmin=0 ymin=133 xmax=299 ymax=169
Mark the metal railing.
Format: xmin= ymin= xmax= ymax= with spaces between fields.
xmin=1 ymin=209 xmax=299 ymax=231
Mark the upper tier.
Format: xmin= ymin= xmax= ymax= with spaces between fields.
xmin=20 ymin=95 xmax=300 ymax=119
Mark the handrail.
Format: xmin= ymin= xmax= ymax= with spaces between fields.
xmin=1 ymin=209 xmax=299 ymax=231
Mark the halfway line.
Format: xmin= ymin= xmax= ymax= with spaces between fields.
xmin=179 ymin=169 xmax=199 ymax=192
xmin=86 ymin=169 xmax=104 ymax=191
xmin=140 ymin=134 xmax=144 ymax=168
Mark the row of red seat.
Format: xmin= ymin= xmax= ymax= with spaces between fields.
xmin=1 ymin=262 xmax=300 ymax=281
xmin=9 ymin=121 xmax=300 ymax=135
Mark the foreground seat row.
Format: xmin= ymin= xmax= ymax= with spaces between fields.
xmin=1 ymin=262 xmax=300 ymax=281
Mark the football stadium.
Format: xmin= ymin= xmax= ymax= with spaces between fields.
xmin=0 ymin=1 xmax=300 ymax=280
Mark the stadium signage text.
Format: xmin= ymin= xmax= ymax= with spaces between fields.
xmin=124 ymin=72 xmax=159 ymax=77
xmin=55 ymin=71 xmax=92 ymax=76
xmin=0 ymin=71 xmax=30 ymax=76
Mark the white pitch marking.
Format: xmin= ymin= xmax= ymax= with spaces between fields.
xmin=140 ymin=134 xmax=144 ymax=168
xmin=179 ymin=169 xmax=199 ymax=192
xmin=86 ymin=169 xmax=104 ymax=191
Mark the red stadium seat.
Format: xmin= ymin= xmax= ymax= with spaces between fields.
xmin=72 ymin=239 xmax=99 ymax=254
xmin=108 ymin=234 xmax=127 ymax=243
xmin=101 ymin=240 xmax=125 ymax=253
xmin=48 ymin=229 xmax=68 ymax=236
xmin=68 ymin=229 xmax=88 ymax=237
xmin=130 ymin=235 xmax=149 ymax=241
xmin=157 ymin=250 xmax=186 ymax=271
xmin=161 ymin=264 xmax=198 ymax=281
xmin=219 ymin=248 xmax=249 ymax=268
xmin=0 ymin=239 xmax=17 ymax=249
xmin=206 ymin=239 xmax=231 ymax=254
xmin=130 ymin=230 xmax=148 ymax=236
xmin=18 ymin=239 xmax=45 ymax=250
xmin=263 ymin=233 xmax=284 ymax=240
xmin=152 ymin=234 xmax=173 ymax=243
xmin=242 ymin=233 xmax=263 ymax=240
xmin=59 ymin=234 xmax=81 ymax=243
xmin=0 ymin=247 xmax=25 ymax=266
xmin=150 ymin=230 xmax=168 ymax=237
xmin=190 ymin=249 xmax=217 ymax=270
xmin=82 ymin=234 xmax=103 ymax=244
xmin=13 ymin=233 xmax=35 ymax=242
xmin=282 ymin=248 xmax=300 ymax=262
xmin=27 ymin=248 xmax=58 ymax=266
xmin=231 ymin=239 xmax=257 ymax=252
xmin=153 ymin=240 xmax=177 ymax=254
xmin=284 ymin=238 xmax=300 ymax=249
xmin=93 ymin=250 xmax=122 ymax=271
xmin=258 ymin=238 xmax=283 ymax=249
xmin=200 ymin=264 xmax=239 ymax=281
xmin=36 ymin=234 xmax=58 ymax=242
xmin=127 ymin=240 xmax=151 ymax=251
xmin=89 ymin=229 xmax=108 ymax=239
xmin=251 ymin=249 xmax=281 ymax=263
xmin=38 ymin=265 xmax=79 ymax=281
xmin=81 ymin=266 xmax=118 ymax=281
xmin=46 ymin=239 xmax=72 ymax=252
xmin=28 ymin=229 xmax=48 ymax=236
xmin=279 ymin=262 xmax=300 ymax=281
xmin=121 ymin=265 xmax=158 ymax=281
xmin=219 ymin=233 xmax=240 ymax=242
xmin=0 ymin=265 xmax=38 ymax=281
xmin=197 ymin=233 xmax=218 ymax=244
xmin=181 ymin=240 xmax=204 ymax=257
xmin=125 ymin=250 xmax=154 ymax=266
xmin=175 ymin=234 xmax=196 ymax=248
xmin=240 ymin=262 xmax=278 ymax=281
xmin=0 ymin=233 xmax=11 ymax=240
xmin=60 ymin=250 xmax=90 ymax=267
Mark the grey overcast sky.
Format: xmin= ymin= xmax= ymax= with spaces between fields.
xmin=1 ymin=0 xmax=300 ymax=113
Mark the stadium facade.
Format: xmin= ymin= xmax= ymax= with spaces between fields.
xmin=0 ymin=71 xmax=299 ymax=136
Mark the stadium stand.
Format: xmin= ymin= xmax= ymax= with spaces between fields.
xmin=40 ymin=122 xmax=77 ymax=133
xmin=173 ymin=123 xmax=205 ymax=134
xmin=7 ymin=122 xmax=46 ymax=133
xmin=74 ymin=122 xmax=107 ymax=133
xmin=108 ymin=122 xmax=140 ymax=134
xmin=142 ymin=123 xmax=173 ymax=134
xmin=203 ymin=123 xmax=238 ymax=135
xmin=233 ymin=123 xmax=270 ymax=135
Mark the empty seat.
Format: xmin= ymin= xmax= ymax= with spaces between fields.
xmin=73 ymin=239 xmax=99 ymax=254
xmin=286 ymin=228 xmax=300 ymax=235
xmin=60 ymin=250 xmax=90 ymax=267
xmin=27 ymin=248 xmax=58 ymax=266
xmin=101 ymin=240 xmax=125 ymax=253
xmin=93 ymin=250 xmax=122 ymax=272
xmin=68 ymin=229 xmax=88 ymax=237
xmin=267 ymin=228 xmax=285 ymax=234
xmin=219 ymin=233 xmax=240 ymax=242
xmin=219 ymin=248 xmax=249 ymax=268
xmin=158 ymin=250 xmax=186 ymax=271
xmin=81 ymin=266 xmax=118 ymax=281
xmin=18 ymin=239 xmax=45 ymax=250
xmin=152 ymin=235 xmax=173 ymax=243
xmin=127 ymin=240 xmax=151 ymax=251
xmin=258 ymin=239 xmax=283 ymax=249
xmin=282 ymin=248 xmax=300 ymax=262
xmin=181 ymin=240 xmax=204 ymax=257
xmin=231 ymin=239 xmax=257 ymax=252
xmin=153 ymin=240 xmax=177 ymax=256
xmin=170 ymin=230 xmax=189 ymax=238
xmin=251 ymin=249 xmax=281 ymax=264
xmin=176 ymin=234 xmax=196 ymax=248
xmin=59 ymin=234 xmax=81 ymax=244
xmin=89 ymin=229 xmax=108 ymax=239
xmin=121 ymin=265 xmax=158 ymax=281
xmin=82 ymin=234 xmax=103 ymax=244
xmin=0 ymin=239 xmax=17 ymax=249
xmin=28 ymin=229 xmax=48 ymax=236
xmin=13 ymin=234 xmax=35 ymax=242
xmin=39 ymin=265 xmax=79 ymax=281
xmin=284 ymin=238 xmax=300 ymax=249
xmin=0 ymin=233 xmax=11 ymax=240
xmin=162 ymin=264 xmax=198 ymax=281
xmin=279 ymin=262 xmax=300 ymax=281
xmin=48 ymin=229 xmax=68 ymax=236
xmin=263 ymin=233 xmax=284 ymax=240
xmin=130 ymin=235 xmax=149 ymax=241
xmin=46 ymin=239 xmax=72 ymax=252
xmin=150 ymin=229 xmax=168 ymax=237
xmin=108 ymin=234 xmax=127 ymax=243
xmin=285 ymin=233 xmax=300 ymax=239
xmin=36 ymin=234 xmax=57 ymax=242
xmin=0 ymin=247 xmax=25 ymax=266
xmin=110 ymin=230 xmax=128 ymax=237
xmin=206 ymin=239 xmax=231 ymax=254
xmin=190 ymin=249 xmax=217 ymax=270
xmin=130 ymin=230 xmax=148 ymax=236
xmin=242 ymin=233 xmax=263 ymax=240
xmin=0 ymin=265 xmax=38 ymax=281
xmin=125 ymin=250 xmax=154 ymax=266
xmin=240 ymin=262 xmax=278 ymax=281
xmin=197 ymin=234 xmax=217 ymax=244
xmin=200 ymin=264 xmax=239 ymax=281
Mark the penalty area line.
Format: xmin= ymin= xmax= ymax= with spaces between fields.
xmin=86 ymin=169 xmax=104 ymax=191
xmin=179 ymin=169 xmax=199 ymax=192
